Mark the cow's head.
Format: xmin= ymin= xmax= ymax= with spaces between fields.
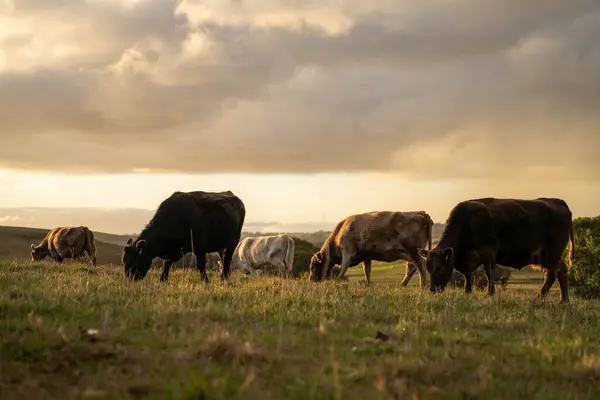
xmin=230 ymin=258 xmax=251 ymax=275
xmin=30 ymin=244 xmax=48 ymax=262
xmin=418 ymin=247 xmax=455 ymax=292
xmin=122 ymin=238 xmax=153 ymax=281
xmin=308 ymin=250 xmax=331 ymax=282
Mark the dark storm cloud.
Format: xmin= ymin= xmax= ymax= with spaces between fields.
xmin=0 ymin=0 xmax=598 ymax=179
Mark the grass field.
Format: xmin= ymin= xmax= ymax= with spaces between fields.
xmin=2 ymin=260 xmax=599 ymax=400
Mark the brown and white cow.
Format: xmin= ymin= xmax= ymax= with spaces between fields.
xmin=31 ymin=226 xmax=97 ymax=266
xmin=308 ymin=211 xmax=434 ymax=287
xmin=230 ymin=234 xmax=295 ymax=278
xmin=418 ymin=197 xmax=575 ymax=302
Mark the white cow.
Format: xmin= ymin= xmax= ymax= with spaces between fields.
xmin=231 ymin=234 xmax=295 ymax=278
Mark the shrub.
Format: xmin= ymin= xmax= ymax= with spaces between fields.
xmin=568 ymin=216 xmax=600 ymax=299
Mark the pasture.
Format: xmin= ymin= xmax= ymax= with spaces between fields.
xmin=2 ymin=260 xmax=600 ymax=400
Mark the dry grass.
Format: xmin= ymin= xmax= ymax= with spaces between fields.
xmin=1 ymin=260 xmax=600 ymax=399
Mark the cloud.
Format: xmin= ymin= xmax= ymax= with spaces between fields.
xmin=0 ymin=0 xmax=599 ymax=180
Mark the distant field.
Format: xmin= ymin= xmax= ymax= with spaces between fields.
xmin=346 ymin=261 xmax=550 ymax=293
xmin=1 ymin=261 xmax=599 ymax=400
xmin=0 ymin=223 xmax=548 ymax=290
xmin=0 ymin=225 xmax=128 ymax=265
xmin=0 ymin=225 xmax=323 ymax=270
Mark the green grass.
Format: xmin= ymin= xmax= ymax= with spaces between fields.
xmin=2 ymin=261 xmax=600 ymax=400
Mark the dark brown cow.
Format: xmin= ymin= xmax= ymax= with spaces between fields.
xmin=31 ymin=226 xmax=97 ymax=266
xmin=308 ymin=211 xmax=433 ymax=286
xmin=418 ymin=197 xmax=574 ymax=302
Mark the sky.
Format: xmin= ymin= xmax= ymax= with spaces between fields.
xmin=0 ymin=0 xmax=599 ymax=234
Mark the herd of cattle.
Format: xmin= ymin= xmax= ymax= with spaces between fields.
xmin=29 ymin=191 xmax=575 ymax=302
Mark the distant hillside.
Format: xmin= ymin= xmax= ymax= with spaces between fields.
xmin=247 ymin=223 xmax=445 ymax=248
xmin=0 ymin=222 xmax=445 ymax=269
xmin=0 ymin=225 xmax=126 ymax=265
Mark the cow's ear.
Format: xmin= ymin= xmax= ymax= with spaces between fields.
xmin=136 ymin=240 xmax=146 ymax=254
xmin=314 ymin=253 xmax=322 ymax=263
xmin=126 ymin=237 xmax=133 ymax=246
xmin=443 ymin=247 xmax=454 ymax=261
xmin=417 ymin=248 xmax=428 ymax=259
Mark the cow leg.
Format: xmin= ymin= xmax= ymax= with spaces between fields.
xmin=89 ymin=251 xmax=97 ymax=267
xmin=483 ymin=257 xmax=496 ymax=296
xmin=415 ymin=257 xmax=428 ymax=290
xmin=220 ymin=245 xmax=236 ymax=281
xmin=336 ymin=257 xmax=353 ymax=280
xmin=557 ymin=260 xmax=569 ymax=303
xmin=50 ymin=247 xmax=61 ymax=263
xmin=537 ymin=248 xmax=562 ymax=300
xmin=284 ymin=259 xmax=293 ymax=279
xmin=160 ymin=260 xmax=173 ymax=282
xmin=538 ymin=268 xmax=557 ymax=300
xmin=84 ymin=250 xmax=96 ymax=267
xmin=400 ymin=262 xmax=417 ymax=287
xmin=53 ymin=250 xmax=64 ymax=264
xmin=195 ymin=252 xmax=209 ymax=283
xmin=464 ymin=269 xmax=473 ymax=294
xmin=362 ymin=260 xmax=372 ymax=285
xmin=214 ymin=250 xmax=225 ymax=274
xmin=283 ymin=262 xmax=292 ymax=279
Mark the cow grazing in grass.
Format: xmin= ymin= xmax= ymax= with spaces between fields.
xmin=122 ymin=190 xmax=246 ymax=282
xmin=31 ymin=226 xmax=97 ymax=266
xmin=308 ymin=211 xmax=434 ymax=286
xmin=418 ymin=197 xmax=575 ymax=302
xmin=231 ymin=234 xmax=295 ymax=278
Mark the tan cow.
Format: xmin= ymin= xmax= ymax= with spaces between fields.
xmin=308 ymin=211 xmax=433 ymax=287
xmin=31 ymin=226 xmax=97 ymax=266
xmin=230 ymin=234 xmax=295 ymax=278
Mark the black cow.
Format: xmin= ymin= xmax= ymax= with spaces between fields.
xmin=418 ymin=197 xmax=574 ymax=302
xmin=122 ymin=190 xmax=246 ymax=282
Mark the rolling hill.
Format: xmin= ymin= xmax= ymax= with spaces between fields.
xmin=0 ymin=225 xmax=321 ymax=274
xmin=0 ymin=225 xmax=128 ymax=265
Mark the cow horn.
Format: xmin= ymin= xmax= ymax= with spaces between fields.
xmin=321 ymin=245 xmax=331 ymax=281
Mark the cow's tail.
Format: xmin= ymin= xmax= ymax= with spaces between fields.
xmin=321 ymin=244 xmax=331 ymax=281
xmin=427 ymin=215 xmax=434 ymax=251
xmin=83 ymin=227 xmax=97 ymax=266
xmin=568 ymin=222 xmax=575 ymax=268
xmin=284 ymin=236 xmax=295 ymax=278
